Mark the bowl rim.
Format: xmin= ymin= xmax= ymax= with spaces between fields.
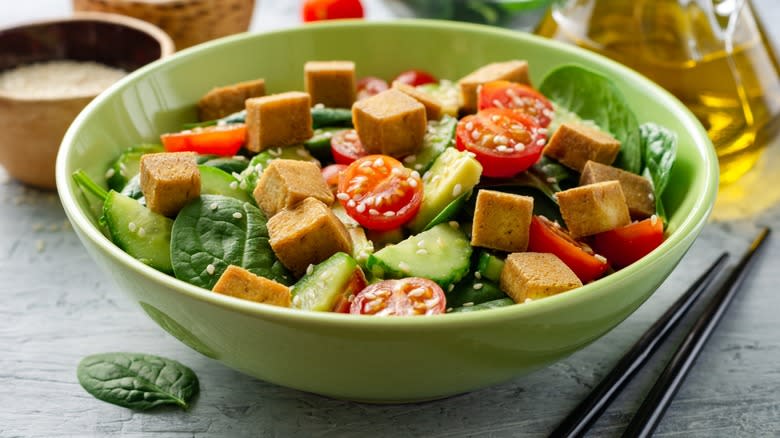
xmin=56 ymin=19 xmax=719 ymax=331
xmin=0 ymin=11 xmax=175 ymax=102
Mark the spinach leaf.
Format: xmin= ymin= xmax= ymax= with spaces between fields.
xmin=640 ymin=122 xmax=678 ymax=224
xmin=200 ymin=156 xmax=250 ymax=175
xmin=540 ymin=64 xmax=642 ymax=174
xmin=77 ymin=353 xmax=198 ymax=411
xmin=171 ymin=195 xmax=290 ymax=289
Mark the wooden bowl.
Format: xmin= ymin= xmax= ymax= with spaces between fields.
xmin=72 ymin=0 xmax=257 ymax=50
xmin=0 ymin=12 xmax=174 ymax=189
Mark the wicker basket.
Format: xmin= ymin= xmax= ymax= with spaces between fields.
xmin=72 ymin=0 xmax=256 ymax=50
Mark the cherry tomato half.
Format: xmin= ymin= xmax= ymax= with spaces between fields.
xmin=456 ymin=108 xmax=546 ymax=178
xmin=331 ymin=129 xmax=366 ymax=165
xmin=478 ymin=81 xmax=554 ymax=128
xmin=350 ymin=278 xmax=446 ymax=316
xmin=337 ymin=155 xmax=423 ymax=231
xmin=392 ymin=69 xmax=438 ymax=87
xmin=302 ymin=0 xmax=364 ymax=22
xmin=321 ymin=163 xmax=347 ymax=194
xmin=161 ymin=124 xmax=246 ymax=156
xmin=591 ymin=217 xmax=665 ymax=269
xmin=356 ymin=76 xmax=388 ymax=100
xmin=528 ymin=216 xmax=609 ymax=283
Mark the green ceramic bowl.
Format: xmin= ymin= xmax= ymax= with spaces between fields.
xmin=56 ymin=20 xmax=718 ymax=403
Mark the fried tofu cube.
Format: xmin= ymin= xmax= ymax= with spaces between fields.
xmin=245 ymin=91 xmax=313 ymax=152
xmin=500 ymin=252 xmax=583 ymax=303
xmin=352 ymin=89 xmax=427 ymax=157
xmin=253 ymin=159 xmax=334 ymax=217
xmin=139 ymin=152 xmax=200 ymax=217
xmin=543 ymin=123 xmax=621 ymax=172
xmin=580 ymin=161 xmax=656 ymax=219
xmin=391 ymin=81 xmax=444 ymax=120
xmin=197 ymin=78 xmax=265 ymax=121
xmin=304 ymin=61 xmax=356 ymax=109
xmin=471 ymin=190 xmax=534 ymax=253
xmin=212 ymin=265 xmax=291 ymax=307
xmin=457 ymin=60 xmax=530 ymax=113
xmin=556 ymin=181 xmax=631 ymax=238
xmin=267 ymin=197 xmax=353 ymax=276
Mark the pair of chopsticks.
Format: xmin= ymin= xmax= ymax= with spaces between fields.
xmin=551 ymin=227 xmax=771 ymax=438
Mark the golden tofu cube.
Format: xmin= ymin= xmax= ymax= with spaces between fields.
xmin=212 ymin=265 xmax=291 ymax=307
xmin=197 ymin=78 xmax=265 ymax=121
xmin=391 ymin=81 xmax=444 ymax=120
xmin=304 ymin=61 xmax=356 ymax=109
xmin=246 ymin=91 xmax=313 ymax=152
xmin=580 ymin=160 xmax=656 ymax=219
xmin=139 ymin=152 xmax=200 ymax=217
xmin=543 ymin=123 xmax=621 ymax=172
xmin=471 ymin=190 xmax=534 ymax=252
xmin=556 ymin=181 xmax=631 ymax=238
xmin=352 ymin=89 xmax=427 ymax=157
xmin=253 ymin=159 xmax=334 ymax=217
xmin=500 ymin=252 xmax=582 ymax=303
xmin=267 ymin=197 xmax=353 ymax=276
xmin=457 ymin=60 xmax=530 ymax=113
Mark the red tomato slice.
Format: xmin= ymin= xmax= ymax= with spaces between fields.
xmin=356 ymin=76 xmax=388 ymax=100
xmin=478 ymin=81 xmax=554 ymax=128
xmin=161 ymin=124 xmax=246 ymax=156
xmin=455 ymin=108 xmax=546 ymax=178
xmin=392 ymin=69 xmax=438 ymax=87
xmin=350 ymin=278 xmax=446 ymax=316
xmin=321 ymin=164 xmax=346 ymax=194
xmin=528 ymin=215 xmax=609 ymax=283
xmin=337 ymin=155 xmax=423 ymax=231
xmin=591 ymin=217 xmax=665 ymax=269
xmin=332 ymin=268 xmax=368 ymax=313
xmin=331 ymin=129 xmax=366 ymax=165
xmin=302 ymin=0 xmax=364 ymax=22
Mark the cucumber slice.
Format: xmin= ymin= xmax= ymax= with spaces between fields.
xmin=366 ymin=223 xmax=471 ymax=288
xmin=476 ymin=251 xmax=505 ymax=282
xmin=102 ymin=191 xmax=173 ymax=273
xmin=105 ymin=144 xmax=163 ymax=191
xmin=238 ymin=145 xmax=319 ymax=194
xmin=446 ymin=277 xmax=507 ymax=308
xmin=404 ymin=115 xmax=457 ymax=173
xmin=311 ymin=107 xmax=353 ymax=129
xmin=417 ymin=80 xmax=458 ymax=117
xmin=291 ymin=252 xmax=363 ymax=311
xmin=198 ymin=165 xmax=255 ymax=204
xmin=450 ymin=298 xmax=514 ymax=313
xmin=305 ymin=127 xmax=344 ymax=162
xmin=408 ymin=148 xmax=482 ymax=233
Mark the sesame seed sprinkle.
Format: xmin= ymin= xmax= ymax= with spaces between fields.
xmin=595 ymin=254 xmax=608 ymax=263
xmin=356 ymin=203 xmax=366 ymax=213
xmin=232 ymin=172 xmax=241 ymax=179
xmin=449 ymin=221 xmax=459 ymax=229
xmin=128 ymin=222 xmax=137 ymax=232
xmin=462 ymin=302 xmax=474 ymax=307
xmin=465 ymin=121 xmax=474 ymax=131
xmin=347 ymin=199 xmax=356 ymax=208
xmin=407 ymin=178 xmax=418 ymax=188
xmin=470 ymin=129 xmax=481 ymax=140
xmin=651 ymin=214 xmax=659 ymax=226
xmin=473 ymin=283 xmax=483 ymax=290
xmin=448 ymin=284 xmax=455 ymax=292
xmin=536 ymin=139 xmax=546 ymax=146
xmin=336 ymin=192 xmax=350 ymax=201
xmin=206 ymin=264 xmax=215 ymax=275
xmin=416 ymin=248 xmax=428 ymax=255
xmin=524 ymin=298 xmax=534 ymax=304
xmin=452 ymin=183 xmax=462 ymax=197
xmin=138 ymin=227 xmax=146 ymax=238
xmin=306 ymin=264 xmax=314 ymax=275
xmin=229 ymin=181 xmax=239 ymax=190
xmin=233 ymin=212 xmax=243 ymax=219
xmin=105 ymin=168 xmax=115 ymax=179
xmin=383 ymin=211 xmax=396 ymax=217
xmin=369 ymin=208 xmax=379 ymax=216
xmin=404 ymin=154 xmax=417 ymax=163
xmin=210 ymin=203 xmax=218 ymax=211
xmin=399 ymin=261 xmax=410 ymax=272
xmin=296 ymin=148 xmax=309 ymax=157
xmin=475 ymin=271 xmax=482 ymax=279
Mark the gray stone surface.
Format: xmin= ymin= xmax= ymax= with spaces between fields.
xmin=2 ymin=1 xmax=780 ymax=437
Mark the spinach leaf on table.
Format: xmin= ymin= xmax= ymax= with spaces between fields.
xmin=77 ymin=353 xmax=198 ymax=411
xmin=540 ymin=64 xmax=643 ymax=174
xmin=171 ymin=195 xmax=290 ymax=289
xmin=640 ymin=122 xmax=678 ymax=224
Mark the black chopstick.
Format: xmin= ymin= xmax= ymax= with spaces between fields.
xmin=621 ymin=227 xmax=771 ymax=437
xmin=549 ymin=251 xmax=730 ymax=438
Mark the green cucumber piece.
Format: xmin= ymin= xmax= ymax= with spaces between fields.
xmin=311 ymin=107 xmax=353 ymax=129
xmin=408 ymin=148 xmax=482 ymax=233
xmin=305 ymin=127 xmax=344 ymax=162
xmin=291 ymin=252 xmax=362 ymax=311
xmin=365 ymin=227 xmax=407 ymax=250
xmin=102 ymin=191 xmax=173 ymax=273
xmin=423 ymin=191 xmax=470 ymax=232
xmin=198 ymin=165 xmax=254 ymax=204
xmin=476 ymin=251 xmax=505 ymax=282
xmin=331 ymin=204 xmax=374 ymax=264
xmin=450 ymin=298 xmax=514 ymax=313
xmin=238 ymin=145 xmax=318 ymax=194
xmin=366 ymin=223 xmax=471 ymax=288
xmin=105 ymin=144 xmax=163 ymax=191
xmin=417 ymin=80 xmax=459 ymax=117
xmin=404 ymin=115 xmax=457 ymax=173
xmin=446 ymin=277 xmax=507 ymax=308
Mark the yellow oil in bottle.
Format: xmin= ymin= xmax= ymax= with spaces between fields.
xmin=536 ymin=0 xmax=780 ymax=184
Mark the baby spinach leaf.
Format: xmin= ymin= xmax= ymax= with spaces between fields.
xmin=171 ymin=195 xmax=290 ymax=289
xmin=540 ymin=64 xmax=642 ymax=174
xmin=77 ymin=353 xmax=198 ymax=411
xmin=640 ymin=122 xmax=678 ymax=224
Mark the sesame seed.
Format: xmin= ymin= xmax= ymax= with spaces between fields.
xmin=415 ymin=164 xmax=424 ymax=170
xmin=448 ymin=284 xmax=455 ymax=292
xmin=105 ymin=168 xmax=116 ymax=179
xmin=426 ymin=296 xmax=441 ymax=307
xmin=470 ymin=129 xmax=481 ymax=140
xmin=363 ymin=291 xmax=378 ymax=300
xmin=210 ymin=203 xmax=218 ymax=211
xmin=336 ymin=192 xmax=350 ymax=201
xmin=651 ymin=214 xmax=659 ymax=226
xmin=255 ymin=163 xmax=264 ymax=172
xmin=648 ymin=193 xmax=655 ymax=200
xmin=473 ymin=283 xmax=483 ymax=290
xmin=411 ymin=170 xmax=421 ymax=179
xmin=491 ymin=115 xmax=501 ymax=122
xmin=452 ymin=183 xmax=462 ymax=197
xmin=233 ymin=212 xmax=243 ymax=219
xmin=404 ymin=155 xmax=417 ymax=164
xmin=475 ymin=271 xmax=482 ymax=279
xmin=233 ymin=155 xmax=247 ymax=160
xmin=416 ymin=248 xmax=428 ymax=255
xmin=345 ymin=131 xmax=358 ymax=141
xmin=239 ymin=181 xmax=248 ymax=190
xmin=595 ymin=254 xmax=607 ymax=264
xmin=313 ymin=103 xmax=325 ymax=109
xmin=356 ymin=203 xmax=366 ymax=213
xmin=373 ymin=158 xmax=385 ymax=168
xmin=399 ymin=261 xmax=410 ymax=272
xmin=383 ymin=211 xmax=396 ymax=217
xmin=296 ymin=148 xmax=309 ymax=157
xmin=407 ymin=178 xmax=418 ymax=188
xmin=232 ymin=172 xmax=241 ymax=179
xmin=360 ymin=160 xmax=373 ymax=168
xmin=347 ymin=199 xmax=356 ymax=208
xmin=496 ymin=145 xmax=508 ymax=152
xmin=292 ymin=295 xmax=302 ymax=307
xmin=536 ymin=139 xmax=546 ymax=146
xmin=465 ymin=121 xmax=474 ymax=131
xmin=524 ymin=298 xmax=534 ymax=304
xmin=492 ymin=99 xmax=504 ymax=108
xmin=547 ymin=177 xmax=557 ymax=183
xmin=206 ymin=264 xmax=215 ymax=275
xmin=462 ymin=302 xmax=474 ymax=307
xmin=128 ymin=222 xmax=137 ymax=232
xmin=306 ymin=264 xmax=314 ymax=275
xmin=138 ymin=227 xmax=146 ymax=238
xmin=229 ymin=181 xmax=239 ymax=190
xmin=391 ymin=167 xmax=404 ymax=176
xmin=494 ymin=135 xmax=508 ymax=144
xmin=369 ymin=208 xmax=379 ymax=216
xmin=417 ymin=240 xmax=426 ymax=247
xmin=449 ymin=221 xmax=459 ymax=229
